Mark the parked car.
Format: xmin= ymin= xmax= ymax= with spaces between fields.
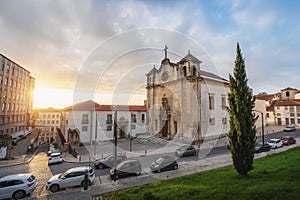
xmin=283 ymin=125 xmax=296 ymax=132
xmin=109 ymin=160 xmax=142 ymax=180
xmin=267 ymin=139 xmax=283 ymax=149
xmin=48 ymin=152 xmax=64 ymax=165
xmin=94 ymin=154 xmax=128 ymax=169
xmin=175 ymin=145 xmax=196 ymax=157
xmin=0 ymin=174 xmax=37 ymax=199
xmin=47 ymin=145 xmax=58 ymax=156
xmin=150 ymin=156 xmax=178 ymax=173
xmin=11 ymin=137 xmax=20 ymax=146
xmin=254 ymin=143 xmax=271 ymax=153
xmin=46 ymin=166 xmax=95 ymax=193
xmin=281 ymin=136 xmax=296 ymax=145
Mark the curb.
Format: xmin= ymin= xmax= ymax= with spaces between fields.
xmin=0 ymin=146 xmax=41 ymax=168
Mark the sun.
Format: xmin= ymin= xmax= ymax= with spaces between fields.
xmin=34 ymin=87 xmax=73 ymax=108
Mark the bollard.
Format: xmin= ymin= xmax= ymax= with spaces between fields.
xmin=145 ymin=149 xmax=147 ymax=156
xmin=78 ymin=156 xmax=81 ymax=163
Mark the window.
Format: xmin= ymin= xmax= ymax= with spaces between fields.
xmin=131 ymin=124 xmax=136 ymax=129
xmin=285 ymin=106 xmax=288 ymax=110
xmin=276 ymin=113 xmax=281 ymax=116
xmin=131 ymin=114 xmax=137 ymax=123
xmin=107 ymin=125 xmax=112 ymax=131
xmin=291 ymin=118 xmax=295 ymax=124
xmin=285 ymin=118 xmax=289 ymax=125
xmin=286 ymin=91 xmax=290 ymax=97
xmin=82 ymin=126 xmax=88 ymax=132
xmin=290 ymin=106 xmax=295 ymax=112
xmin=277 ymin=106 xmax=280 ymax=110
xmin=222 ymin=117 xmax=227 ymax=124
xmin=221 ymin=96 xmax=226 ymax=109
xmin=106 ymin=114 xmax=112 ymax=124
xmin=82 ymin=114 xmax=88 ymax=124
xmin=141 ymin=114 xmax=145 ymax=123
xmin=209 ymin=94 xmax=214 ymax=110
xmin=209 ymin=118 xmax=215 ymax=125
xmin=298 ymin=119 xmax=300 ymax=124
xmin=297 ymin=113 xmax=300 ymax=117
xmin=290 ymin=113 xmax=295 ymax=117
xmin=182 ymin=66 xmax=187 ymax=77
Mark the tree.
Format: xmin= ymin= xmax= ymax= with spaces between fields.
xmin=227 ymin=43 xmax=257 ymax=175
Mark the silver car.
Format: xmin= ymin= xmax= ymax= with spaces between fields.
xmin=0 ymin=174 xmax=37 ymax=199
xmin=46 ymin=166 xmax=95 ymax=193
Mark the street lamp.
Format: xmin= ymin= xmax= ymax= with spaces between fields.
xmin=129 ymin=113 xmax=132 ymax=152
xmin=253 ymin=110 xmax=265 ymax=145
xmin=113 ymin=107 xmax=118 ymax=183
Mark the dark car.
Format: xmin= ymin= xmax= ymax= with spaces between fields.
xmin=94 ymin=154 xmax=128 ymax=169
xmin=281 ymin=136 xmax=296 ymax=145
xmin=150 ymin=156 xmax=178 ymax=173
xmin=175 ymin=145 xmax=196 ymax=157
xmin=109 ymin=160 xmax=142 ymax=180
xmin=254 ymin=143 xmax=271 ymax=153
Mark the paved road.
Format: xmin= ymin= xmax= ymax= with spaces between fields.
xmin=1 ymin=128 xmax=299 ymax=200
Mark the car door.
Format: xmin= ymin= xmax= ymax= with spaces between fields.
xmin=61 ymin=172 xmax=77 ymax=188
xmin=0 ymin=180 xmax=9 ymax=199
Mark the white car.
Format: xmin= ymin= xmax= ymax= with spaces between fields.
xmin=267 ymin=139 xmax=283 ymax=149
xmin=0 ymin=174 xmax=37 ymax=199
xmin=46 ymin=166 xmax=95 ymax=193
xmin=48 ymin=152 xmax=64 ymax=165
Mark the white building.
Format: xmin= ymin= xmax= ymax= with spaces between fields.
xmin=35 ymin=107 xmax=62 ymax=143
xmin=61 ymin=100 xmax=147 ymax=144
xmin=146 ymin=47 xmax=230 ymax=143
xmin=256 ymin=87 xmax=300 ymax=126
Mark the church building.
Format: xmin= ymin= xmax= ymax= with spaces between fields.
xmin=146 ymin=46 xmax=230 ymax=143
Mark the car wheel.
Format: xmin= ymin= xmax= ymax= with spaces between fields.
xmin=99 ymin=164 xmax=104 ymax=169
xmin=174 ymin=165 xmax=178 ymax=170
xmin=50 ymin=184 xmax=60 ymax=193
xmin=81 ymin=180 xmax=91 ymax=187
xmin=95 ymin=165 xmax=99 ymax=169
xmin=115 ymin=175 xmax=119 ymax=180
xmin=157 ymin=169 xmax=161 ymax=173
xmin=13 ymin=190 xmax=26 ymax=199
xmin=136 ymin=171 xmax=141 ymax=176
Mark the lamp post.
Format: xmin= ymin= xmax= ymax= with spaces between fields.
xmin=113 ymin=107 xmax=118 ymax=183
xmin=254 ymin=110 xmax=265 ymax=145
xmin=129 ymin=113 xmax=132 ymax=152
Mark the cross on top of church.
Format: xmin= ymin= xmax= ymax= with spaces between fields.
xmin=164 ymin=45 xmax=168 ymax=59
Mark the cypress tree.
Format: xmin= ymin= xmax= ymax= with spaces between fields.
xmin=227 ymin=43 xmax=257 ymax=175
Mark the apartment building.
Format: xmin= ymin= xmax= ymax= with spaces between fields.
xmin=0 ymin=54 xmax=35 ymax=136
xmin=35 ymin=107 xmax=61 ymax=143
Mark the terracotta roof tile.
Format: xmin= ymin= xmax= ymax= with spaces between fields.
xmin=273 ymin=99 xmax=300 ymax=106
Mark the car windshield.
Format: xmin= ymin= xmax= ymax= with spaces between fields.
xmin=178 ymin=146 xmax=187 ymax=151
xmin=27 ymin=175 xmax=35 ymax=182
xmin=104 ymin=155 xmax=114 ymax=161
xmin=268 ymin=140 xmax=276 ymax=143
xmin=156 ymin=157 xmax=166 ymax=164
xmin=60 ymin=170 xmax=71 ymax=178
xmin=282 ymin=138 xmax=288 ymax=141
xmin=256 ymin=143 xmax=262 ymax=147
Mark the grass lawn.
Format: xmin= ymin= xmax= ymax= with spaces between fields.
xmin=104 ymin=146 xmax=300 ymax=200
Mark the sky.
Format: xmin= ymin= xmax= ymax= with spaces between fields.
xmin=0 ymin=0 xmax=299 ymax=108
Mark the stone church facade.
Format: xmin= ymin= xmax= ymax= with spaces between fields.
xmin=146 ymin=46 xmax=230 ymax=143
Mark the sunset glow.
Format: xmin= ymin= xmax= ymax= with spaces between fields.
xmin=34 ymin=88 xmax=74 ymax=108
